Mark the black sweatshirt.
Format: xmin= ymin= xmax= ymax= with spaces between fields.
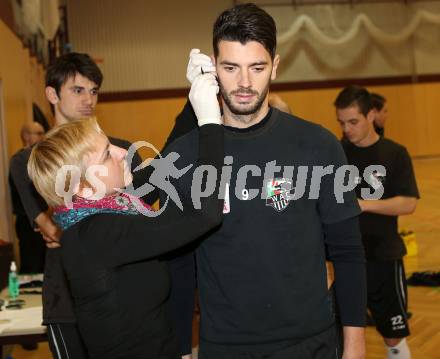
xmin=164 ymin=108 xmax=366 ymax=351
xmin=50 ymin=124 xmax=223 ymax=359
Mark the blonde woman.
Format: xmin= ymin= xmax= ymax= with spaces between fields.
xmin=28 ymin=73 xmax=223 ymax=359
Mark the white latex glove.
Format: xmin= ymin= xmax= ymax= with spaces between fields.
xmin=189 ymin=73 xmax=222 ymax=127
xmin=186 ymin=49 xmax=216 ymax=84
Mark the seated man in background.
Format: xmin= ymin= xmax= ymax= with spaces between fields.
xmin=8 ymin=121 xmax=46 ymax=351
xmin=9 ymin=122 xmax=46 ymax=274
xmin=335 ymin=86 xmax=419 ymax=359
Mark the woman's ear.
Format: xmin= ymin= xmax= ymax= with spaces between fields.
xmin=76 ymin=180 xmax=94 ymax=199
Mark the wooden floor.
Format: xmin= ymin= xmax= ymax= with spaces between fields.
xmin=8 ymin=158 xmax=440 ymax=359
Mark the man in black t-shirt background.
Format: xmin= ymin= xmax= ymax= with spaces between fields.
xmin=335 ymin=86 xmax=419 ymax=359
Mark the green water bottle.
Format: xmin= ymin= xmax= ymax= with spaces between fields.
xmin=8 ymin=261 xmax=19 ymax=300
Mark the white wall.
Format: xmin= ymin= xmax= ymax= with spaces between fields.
xmin=68 ymin=0 xmax=231 ymax=92
xmin=272 ymin=1 xmax=440 ymax=81
xmin=67 ymin=0 xmax=440 ymax=92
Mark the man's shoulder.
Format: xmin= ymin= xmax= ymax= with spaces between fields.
xmin=379 ymin=137 xmax=409 ymax=158
xmin=10 ymin=147 xmax=32 ymax=171
xmin=11 ymin=147 xmax=31 ymax=161
xmin=380 ymin=137 xmax=407 ymax=151
xmin=275 ymin=109 xmax=336 ymax=143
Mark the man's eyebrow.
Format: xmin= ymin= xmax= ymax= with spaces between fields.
xmin=249 ymin=61 xmax=268 ymax=66
xmin=100 ymin=141 xmax=110 ymax=162
xmin=69 ymin=85 xmax=99 ymax=92
xmin=219 ymin=61 xmax=269 ymax=66
xmin=220 ymin=61 xmax=239 ymax=66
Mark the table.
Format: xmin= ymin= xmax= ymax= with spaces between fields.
xmin=0 ymin=287 xmax=47 ymax=357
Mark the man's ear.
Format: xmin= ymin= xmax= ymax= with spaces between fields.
xmin=45 ymin=86 xmax=59 ymax=105
xmin=271 ymin=54 xmax=280 ymax=81
xmin=210 ymin=54 xmax=216 ymax=66
xmin=366 ymin=109 xmax=375 ymax=123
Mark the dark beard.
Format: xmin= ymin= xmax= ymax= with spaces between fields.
xmin=219 ymin=82 xmax=270 ymax=117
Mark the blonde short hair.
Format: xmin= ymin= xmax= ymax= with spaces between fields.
xmin=28 ymin=117 xmax=104 ymax=207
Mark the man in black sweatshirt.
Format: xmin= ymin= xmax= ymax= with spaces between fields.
xmin=163 ymin=4 xmax=367 ymax=359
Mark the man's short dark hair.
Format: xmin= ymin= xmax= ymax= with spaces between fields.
xmin=213 ymin=3 xmax=277 ymax=59
xmin=45 ymin=53 xmax=103 ymax=95
xmin=334 ymin=85 xmax=373 ymax=117
xmin=370 ymin=92 xmax=386 ymax=111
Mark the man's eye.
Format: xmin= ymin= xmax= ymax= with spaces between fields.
xmin=91 ymin=89 xmax=98 ymax=95
xmin=224 ymin=66 xmax=235 ymax=72
xmin=253 ymin=67 xmax=264 ymax=72
xmin=73 ymin=88 xmax=82 ymax=94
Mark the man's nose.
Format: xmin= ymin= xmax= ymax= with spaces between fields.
xmin=83 ymin=92 xmax=93 ymax=105
xmin=238 ymin=70 xmax=251 ymax=88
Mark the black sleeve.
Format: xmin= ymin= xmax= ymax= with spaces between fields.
xmin=392 ymin=146 xmax=420 ymax=198
xmin=167 ymin=251 xmax=195 ymax=356
xmin=163 ymin=100 xmax=197 ymax=151
xmin=9 ymin=149 xmax=48 ymax=226
xmin=129 ymin=148 xmax=160 ymax=205
xmin=318 ymin=128 xmax=361 ymax=224
xmin=161 ymin=128 xmax=198 ymax=356
xmin=130 ymin=149 xmax=143 ymax=179
xmin=160 ymin=133 xmax=197 ymax=356
xmin=130 ymin=101 xmax=198 ymax=206
xmin=324 ymin=216 xmax=367 ymax=327
xmin=81 ymin=124 xmax=223 ymax=267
